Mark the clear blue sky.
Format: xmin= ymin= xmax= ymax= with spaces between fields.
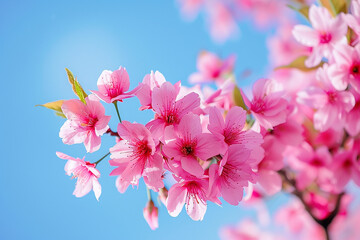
xmin=0 ymin=1 xmax=283 ymax=239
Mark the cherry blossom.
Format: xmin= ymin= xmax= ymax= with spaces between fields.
xmin=59 ymin=95 xmax=111 ymax=153
xmin=56 ymin=152 xmax=101 ymax=201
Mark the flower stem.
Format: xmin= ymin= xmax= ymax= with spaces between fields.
xmin=113 ymin=101 xmax=122 ymax=123
xmin=146 ymin=186 xmax=152 ymax=201
xmin=94 ymin=152 xmax=110 ymax=165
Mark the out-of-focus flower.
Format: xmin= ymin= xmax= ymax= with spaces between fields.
xmin=292 ymin=5 xmax=347 ymax=67
xmin=297 ymin=66 xmax=355 ymax=131
xmin=328 ymin=43 xmax=360 ymax=93
xmin=189 ymin=51 xmax=236 ymax=84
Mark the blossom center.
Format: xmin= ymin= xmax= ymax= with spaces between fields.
xmin=311 ymin=158 xmax=323 ymax=167
xmin=166 ymin=114 xmax=177 ymax=124
xmin=223 ymin=128 xmax=240 ymax=145
xmin=319 ymin=33 xmax=332 ymax=44
xmin=181 ymin=139 xmax=197 ymax=156
xmin=350 ymin=63 xmax=360 ymax=77
xmin=81 ymin=115 xmax=98 ymax=128
xmin=252 ymin=99 xmax=266 ymax=113
xmin=343 ymin=159 xmax=352 ymax=168
xmin=134 ymin=140 xmax=152 ymax=157
xmin=327 ymin=92 xmax=337 ymax=104
xmin=182 ymin=145 xmax=194 ymax=155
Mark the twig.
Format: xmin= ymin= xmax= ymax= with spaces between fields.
xmin=278 ymin=170 xmax=345 ymax=240
xmin=106 ymin=128 xmax=119 ymax=137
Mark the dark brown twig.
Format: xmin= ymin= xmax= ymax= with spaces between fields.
xmin=105 ymin=128 xmax=119 ymax=137
xmin=278 ymin=170 xmax=345 ymax=240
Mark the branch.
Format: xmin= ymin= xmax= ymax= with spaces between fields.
xmin=278 ymin=170 xmax=345 ymax=240
xmin=106 ymin=128 xmax=119 ymax=137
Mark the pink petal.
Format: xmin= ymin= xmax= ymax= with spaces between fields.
xmin=181 ymin=156 xmax=204 ymax=177
xmin=166 ymin=183 xmax=187 ymax=217
xmin=186 ymin=194 xmax=207 ymax=221
xmin=258 ymin=170 xmax=282 ymax=195
xmin=292 ymin=25 xmax=319 ymax=47
xmin=92 ymin=178 xmax=102 ymax=201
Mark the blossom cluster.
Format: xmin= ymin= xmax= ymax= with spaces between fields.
xmin=39 ymin=0 xmax=360 ymax=238
xmin=45 ymin=59 xmax=264 ymax=227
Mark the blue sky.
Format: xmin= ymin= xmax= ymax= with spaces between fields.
xmin=0 ymin=1 xmax=283 ymax=239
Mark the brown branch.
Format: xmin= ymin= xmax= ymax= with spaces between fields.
xmin=278 ymin=170 xmax=345 ymax=240
xmin=105 ymin=128 xmax=119 ymax=137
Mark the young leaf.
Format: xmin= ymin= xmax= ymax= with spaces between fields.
xmin=233 ymin=86 xmax=248 ymax=111
xmin=275 ymin=56 xmax=323 ymax=72
xmin=65 ymin=68 xmax=88 ymax=104
xmin=319 ymin=0 xmax=347 ymax=16
xmin=74 ymin=79 xmax=86 ymax=104
xmin=36 ymin=100 xmax=66 ymax=118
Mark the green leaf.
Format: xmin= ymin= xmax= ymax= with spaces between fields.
xmin=275 ymin=56 xmax=323 ymax=72
xmin=65 ymin=68 xmax=88 ymax=104
xmin=233 ymin=86 xmax=248 ymax=111
xmin=36 ymin=100 xmax=66 ymax=118
xmin=74 ymin=79 xmax=86 ymax=104
xmin=55 ymin=111 xmax=66 ymax=118
xmin=287 ymin=4 xmax=309 ymax=20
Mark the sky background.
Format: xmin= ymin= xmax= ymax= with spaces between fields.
xmin=0 ymin=1 xmax=287 ymax=239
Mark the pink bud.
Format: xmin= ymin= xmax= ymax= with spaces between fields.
xmin=158 ymin=187 xmax=168 ymax=205
xmin=143 ymin=200 xmax=159 ymax=230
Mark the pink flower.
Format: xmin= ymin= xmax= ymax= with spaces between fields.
xmin=91 ymin=66 xmax=138 ymax=103
xmin=237 ymin=0 xmax=290 ymax=29
xmin=166 ymin=178 xmax=209 ymax=221
xmin=56 ymin=152 xmax=101 ymax=201
xmin=292 ymin=5 xmax=347 ymax=67
xmin=59 ymin=95 xmax=111 ymax=153
xmin=189 ymin=51 xmax=236 ymax=84
xmin=267 ymin=22 xmax=311 ymax=66
xmin=207 ymin=2 xmax=238 ymax=43
xmin=109 ymin=121 xmax=164 ymax=193
xmin=178 ymin=0 xmax=204 ymax=19
xmin=275 ymin=200 xmax=313 ymax=234
xmin=143 ymin=200 xmax=159 ymax=230
xmin=220 ymin=219 xmax=281 ymax=240
xmin=243 ymin=78 xmax=288 ymax=130
xmin=345 ymin=89 xmax=360 ymax=136
xmin=257 ymin=135 xmax=284 ymax=195
xmin=328 ymin=43 xmax=360 ymax=93
xmin=208 ymin=106 xmax=263 ymax=151
xmin=297 ymin=66 xmax=355 ymax=131
xmin=290 ymin=143 xmax=332 ymax=190
xmin=331 ymin=149 xmax=360 ymax=192
xmin=208 ymin=145 xmax=257 ymax=205
xmin=146 ymin=82 xmax=200 ymax=140
xmin=162 ymin=113 xmax=223 ymax=177
xmin=344 ymin=0 xmax=360 ymax=37
xmin=135 ymin=70 xmax=167 ymax=110
xmin=269 ymin=118 xmax=304 ymax=146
